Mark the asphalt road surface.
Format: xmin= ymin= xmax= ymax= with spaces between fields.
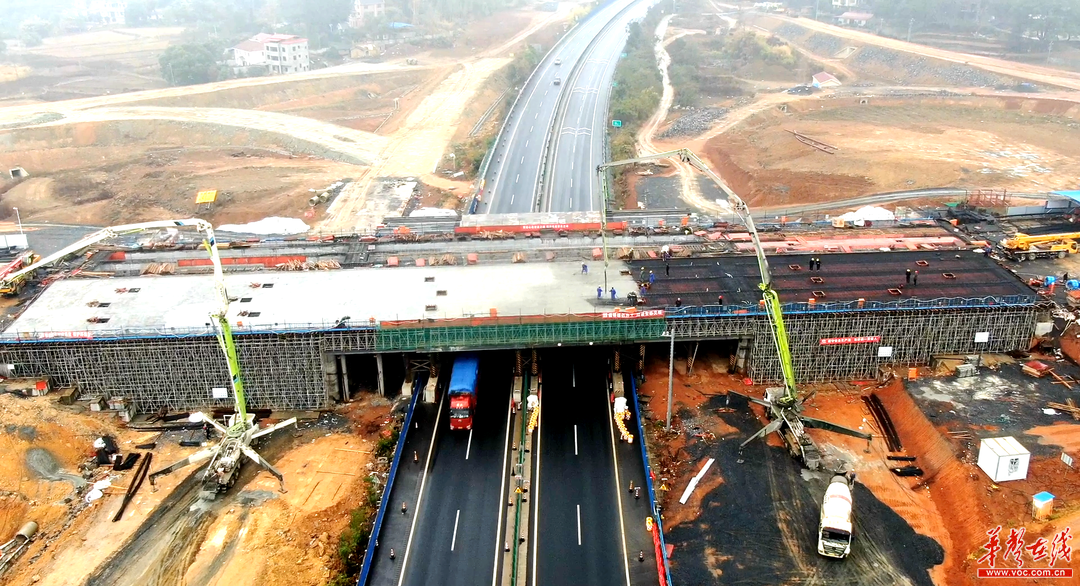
xmin=399 ymin=354 xmax=513 ymax=586
xmin=545 ymin=2 xmax=650 ymax=213
xmin=482 ymin=0 xmax=641 ymax=215
xmin=533 ymin=349 xmax=627 ymax=586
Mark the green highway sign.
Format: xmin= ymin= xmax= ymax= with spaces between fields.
xmin=612 ymin=120 xmax=622 ymax=128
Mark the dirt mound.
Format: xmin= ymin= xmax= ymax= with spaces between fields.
xmin=876 ymin=381 xmax=987 ymax=586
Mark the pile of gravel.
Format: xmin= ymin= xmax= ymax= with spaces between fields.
xmin=854 ymin=46 xmax=1007 ymax=87
xmin=804 ymin=33 xmax=845 ymax=57
xmin=660 ymin=107 xmax=728 ymax=138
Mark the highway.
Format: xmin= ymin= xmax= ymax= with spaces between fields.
xmin=398 ymin=355 xmax=513 ymax=586
xmin=532 ymin=350 xmax=628 ymax=586
xmin=482 ymin=0 xmax=643 ymax=214
xmin=545 ymin=2 xmax=651 ymax=212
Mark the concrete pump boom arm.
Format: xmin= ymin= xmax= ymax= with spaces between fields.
xmin=1 ymin=218 xmax=247 ymax=420
xmin=597 ymin=149 xmax=798 ymax=403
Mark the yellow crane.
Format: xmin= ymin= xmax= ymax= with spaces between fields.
xmin=999 ymin=232 xmax=1080 ymax=261
xmin=596 ymin=149 xmax=870 ymax=471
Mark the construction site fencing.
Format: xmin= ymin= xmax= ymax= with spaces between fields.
xmin=0 ymin=321 xmax=380 ymax=343
xmin=375 ymin=315 xmax=668 ymax=351
xmin=357 ymin=381 xmax=420 ymax=586
xmin=663 ymin=294 xmax=1037 ymax=319
xmin=628 ymin=372 xmax=673 ymax=586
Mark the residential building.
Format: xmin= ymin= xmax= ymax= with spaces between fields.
xmin=832 ymin=0 xmax=859 ymax=7
xmin=350 ymin=0 xmax=386 ymax=28
xmin=227 ymin=40 xmax=267 ymax=68
xmin=80 ymin=0 xmax=127 ymax=25
xmin=226 ymin=34 xmax=310 ymax=75
xmin=836 ymin=11 xmax=873 ymax=26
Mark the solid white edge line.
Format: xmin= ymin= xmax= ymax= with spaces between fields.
xmin=491 ymin=392 xmax=515 ymax=586
xmin=574 ymin=424 xmax=579 ymax=456
xmin=396 ymin=391 xmax=445 ymax=586
xmin=465 ymin=428 xmax=474 ymax=460
xmin=577 ymin=504 xmax=582 ymax=546
xmin=606 ymin=375 xmax=632 ymax=586
xmin=451 ymin=509 xmax=461 ymax=551
xmin=530 ymin=386 xmax=543 ymax=586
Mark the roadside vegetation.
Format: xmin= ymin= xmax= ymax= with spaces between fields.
xmin=605 ymin=0 xmax=669 ymax=207
xmin=329 ymin=424 xmax=400 ymax=586
xmin=666 ymin=31 xmax=800 ymax=107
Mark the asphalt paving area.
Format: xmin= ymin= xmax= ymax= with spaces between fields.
xmin=661 ymin=392 xmax=942 ymax=586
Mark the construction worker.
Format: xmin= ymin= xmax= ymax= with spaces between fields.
xmin=816 ymin=258 xmax=822 ymax=270
xmin=581 ymin=263 xmax=588 ymax=275
xmin=610 ymin=287 xmax=617 ymax=300
xmin=649 ymin=271 xmax=655 ymax=285
xmin=808 ymin=258 xmax=814 ymax=271
xmin=675 ymin=298 xmax=682 ymax=307
xmin=906 ymin=268 xmax=911 ymax=283
xmin=665 ymin=263 xmax=670 ymax=276
xmin=390 ymin=548 xmax=396 ymax=560
xmin=401 ymin=501 xmax=407 ymax=514
xmin=718 ymin=294 xmax=724 ymax=306
xmin=597 ymin=286 xmax=603 ymax=299
xmin=913 ymin=270 xmax=918 ymax=286
xmin=639 ymin=266 xmax=646 ymax=281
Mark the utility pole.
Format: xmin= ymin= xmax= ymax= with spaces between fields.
xmin=814 ymin=0 xmax=820 ymax=21
xmin=665 ymin=329 xmax=675 ymax=431
xmin=907 ymin=18 xmax=914 ymax=42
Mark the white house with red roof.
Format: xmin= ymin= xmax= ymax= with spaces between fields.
xmin=811 ymin=71 xmax=842 ymax=88
xmin=836 ymin=11 xmax=873 ymax=26
xmin=227 ymin=34 xmax=310 ymax=75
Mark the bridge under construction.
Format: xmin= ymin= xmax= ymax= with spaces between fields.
xmin=0 ymin=220 xmax=1040 ymax=413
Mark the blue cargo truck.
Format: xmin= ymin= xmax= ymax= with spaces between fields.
xmin=448 ymin=354 xmax=480 ymax=430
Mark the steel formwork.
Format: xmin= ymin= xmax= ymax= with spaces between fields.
xmin=0 ymin=301 xmax=1038 ymax=412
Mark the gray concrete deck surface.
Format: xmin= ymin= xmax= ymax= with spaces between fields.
xmin=6 ymin=261 xmax=639 ymax=335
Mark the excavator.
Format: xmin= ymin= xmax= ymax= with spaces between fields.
xmin=0 ymin=219 xmax=296 ymax=500
xmin=999 ymin=232 xmax=1080 ymax=262
xmin=596 ymin=149 xmax=871 ymax=472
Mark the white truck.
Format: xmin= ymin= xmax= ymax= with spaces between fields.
xmin=817 ymin=473 xmax=855 ymax=558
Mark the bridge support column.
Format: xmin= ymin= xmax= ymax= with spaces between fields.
xmin=376 ymin=353 xmax=386 ymax=396
xmin=736 ymin=337 xmax=752 ymax=375
xmin=323 ymin=352 xmax=341 ymax=402
xmin=339 ymin=355 xmax=350 ymax=401
xmin=424 ymin=355 xmax=438 ymax=403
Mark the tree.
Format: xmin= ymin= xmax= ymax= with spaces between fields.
xmin=159 ymin=43 xmax=219 ymax=85
xmin=281 ymin=0 xmax=351 ymax=34
xmin=125 ymin=0 xmax=157 ymax=26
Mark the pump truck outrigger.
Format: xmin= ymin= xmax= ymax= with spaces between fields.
xmin=1 ymin=219 xmax=296 ymax=501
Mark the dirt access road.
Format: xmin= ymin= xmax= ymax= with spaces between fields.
xmin=319 ymin=4 xmax=573 ymax=233
xmin=763 ymin=14 xmax=1080 ymax=91
xmin=637 ymin=15 xmax=726 ymax=213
